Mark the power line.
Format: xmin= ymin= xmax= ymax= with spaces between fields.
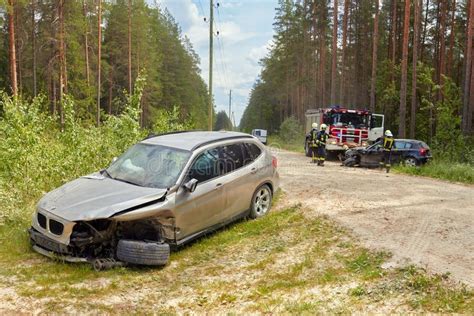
xmin=214 ymin=3 xmax=231 ymax=91
xmin=196 ymin=0 xmax=206 ymax=18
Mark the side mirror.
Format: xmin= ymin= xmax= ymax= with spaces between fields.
xmin=184 ymin=178 xmax=198 ymax=193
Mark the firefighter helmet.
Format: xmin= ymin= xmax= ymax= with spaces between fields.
xmin=320 ymin=124 xmax=327 ymax=130
xmin=385 ymin=130 xmax=393 ymax=137
xmin=312 ymin=122 xmax=318 ymax=129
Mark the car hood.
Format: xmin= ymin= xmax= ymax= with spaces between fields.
xmin=37 ymin=172 xmax=168 ymax=222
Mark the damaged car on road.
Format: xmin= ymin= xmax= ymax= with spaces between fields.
xmin=342 ymin=139 xmax=432 ymax=168
xmin=29 ymin=131 xmax=279 ymax=270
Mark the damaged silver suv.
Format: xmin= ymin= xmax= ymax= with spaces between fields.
xmin=29 ymin=131 xmax=279 ymax=269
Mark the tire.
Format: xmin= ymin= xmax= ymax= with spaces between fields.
xmin=116 ymin=239 xmax=170 ymax=266
xmin=343 ymin=157 xmax=357 ymax=167
xmin=404 ymin=157 xmax=419 ymax=167
xmin=249 ymin=184 xmax=272 ymax=219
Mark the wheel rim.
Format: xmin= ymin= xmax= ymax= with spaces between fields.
xmin=254 ymin=187 xmax=271 ymax=215
xmin=405 ymin=158 xmax=417 ymax=167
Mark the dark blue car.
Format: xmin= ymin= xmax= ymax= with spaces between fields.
xmin=343 ymin=139 xmax=432 ymax=168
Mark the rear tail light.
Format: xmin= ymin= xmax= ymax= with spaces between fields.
xmin=272 ymin=156 xmax=278 ymax=168
xmin=419 ymin=148 xmax=427 ymax=156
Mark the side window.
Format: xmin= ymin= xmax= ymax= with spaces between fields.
xmin=394 ymin=141 xmax=405 ymax=149
xmin=187 ymin=148 xmax=220 ymax=183
xmin=405 ymin=142 xmax=413 ymax=149
xmin=246 ymin=143 xmax=262 ymax=160
xmin=220 ymin=144 xmax=244 ymax=174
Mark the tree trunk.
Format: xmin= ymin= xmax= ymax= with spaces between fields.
xmin=399 ymin=0 xmax=411 ymax=138
xmin=108 ymin=66 xmax=113 ymax=115
xmin=462 ymin=0 xmax=473 ymax=133
xmin=447 ymin=0 xmax=456 ymax=77
xmin=469 ymin=50 xmax=474 ymax=132
xmin=421 ymin=0 xmax=430 ymax=61
xmin=320 ymin=34 xmax=326 ymax=107
xmin=97 ymin=0 xmax=102 ymax=126
xmin=15 ymin=4 xmax=22 ymax=94
xmin=390 ymin=0 xmax=397 ymax=63
xmin=330 ymin=0 xmax=338 ymax=105
xmin=128 ymin=0 xmax=132 ymax=94
xmin=410 ymin=0 xmax=422 ymax=138
xmin=58 ymin=0 xmax=66 ymax=130
xmin=32 ymin=0 xmax=37 ymax=96
xmin=340 ymin=0 xmax=349 ymax=106
xmin=8 ymin=0 xmax=18 ymax=97
xmin=83 ymin=0 xmax=90 ymax=87
xmin=370 ymin=0 xmax=379 ymax=112
xmin=438 ymin=0 xmax=447 ymax=93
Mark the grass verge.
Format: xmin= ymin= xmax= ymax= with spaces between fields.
xmin=267 ymin=135 xmax=305 ymax=154
xmin=394 ymin=160 xmax=474 ymax=184
xmin=0 ymin=201 xmax=472 ymax=313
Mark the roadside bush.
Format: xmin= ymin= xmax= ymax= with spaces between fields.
xmin=395 ymin=160 xmax=474 ymax=184
xmin=279 ymin=116 xmax=302 ymax=144
xmin=0 ymin=77 xmax=150 ymax=226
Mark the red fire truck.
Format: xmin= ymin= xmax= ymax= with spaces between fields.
xmin=304 ymin=107 xmax=384 ymax=157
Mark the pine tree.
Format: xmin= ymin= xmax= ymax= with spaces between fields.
xmin=7 ymin=0 xmax=17 ymax=96
xmin=399 ymin=0 xmax=411 ymax=138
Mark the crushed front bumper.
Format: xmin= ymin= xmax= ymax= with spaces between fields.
xmin=28 ymin=227 xmax=88 ymax=263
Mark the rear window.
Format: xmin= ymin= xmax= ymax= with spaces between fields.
xmin=246 ymin=143 xmax=262 ymax=160
xmin=419 ymin=142 xmax=430 ymax=149
xmin=220 ymin=144 xmax=245 ymax=174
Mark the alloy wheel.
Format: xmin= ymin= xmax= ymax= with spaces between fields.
xmin=254 ymin=187 xmax=271 ymax=215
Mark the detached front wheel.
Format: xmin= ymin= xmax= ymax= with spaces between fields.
xmin=116 ymin=239 xmax=170 ymax=266
xmin=249 ymin=185 xmax=272 ymax=219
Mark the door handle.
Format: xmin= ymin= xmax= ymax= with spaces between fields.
xmin=215 ymin=183 xmax=223 ymax=190
xmin=251 ymin=167 xmax=257 ymax=174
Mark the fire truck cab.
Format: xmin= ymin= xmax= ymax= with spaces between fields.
xmin=305 ymin=107 xmax=384 ymax=156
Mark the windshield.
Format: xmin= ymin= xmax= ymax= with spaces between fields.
xmin=106 ymin=144 xmax=191 ymax=189
xmin=324 ymin=112 xmax=369 ymax=129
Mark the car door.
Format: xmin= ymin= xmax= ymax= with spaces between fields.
xmin=360 ymin=143 xmax=383 ymax=167
xmin=391 ymin=141 xmax=406 ymax=164
xmin=217 ymin=142 xmax=254 ymax=220
xmin=173 ymin=147 xmax=225 ymax=240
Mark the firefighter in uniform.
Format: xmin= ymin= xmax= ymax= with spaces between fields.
xmin=380 ymin=130 xmax=394 ymax=173
xmin=309 ymin=122 xmax=319 ymax=163
xmin=316 ymin=124 xmax=329 ymax=166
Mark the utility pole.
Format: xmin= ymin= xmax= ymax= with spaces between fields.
xmin=208 ymin=0 xmax=214 ymax=131
xmin=228 ymin=89 xmax=232 ymax=123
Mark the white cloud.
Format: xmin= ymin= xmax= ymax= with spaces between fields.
xmin=247 ymin=38 xmax=273 ymax=65
xmin=156 ymin=0 xmax=276 ymax=124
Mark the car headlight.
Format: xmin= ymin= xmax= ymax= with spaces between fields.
xmin=361 ymin=141 xmax=368 ymax=147
xmin=329 ymin=139 xmax=337 ymax=145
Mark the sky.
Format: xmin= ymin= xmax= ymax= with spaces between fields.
xmin=156 ymin=0 xmax=277 ymax=126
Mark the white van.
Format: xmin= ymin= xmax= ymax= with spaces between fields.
xmin=251 ymin=129 xmax=268 ymax=145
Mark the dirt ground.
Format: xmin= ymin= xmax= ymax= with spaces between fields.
xmin=276 ymin=149 xmax=474 ymax=287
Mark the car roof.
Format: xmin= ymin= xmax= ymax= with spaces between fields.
xmin=141 ymin=131 xmax=254 ymax=151
xmin=395 ymin=139 xmax=420 ymax=143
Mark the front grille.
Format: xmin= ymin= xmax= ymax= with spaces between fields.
xmin=37 ymin=213 xmax=47 ymax=229
xmin=49 ymin=219 xmax=64 ymax=235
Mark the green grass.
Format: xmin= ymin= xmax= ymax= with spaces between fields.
xmin=267 ymin=135 xmax=305 ymax=153
xmin=394 ymin=160 xmax=474 ymax=184
xmin=0 ymin=202 xmax=472 ymax=313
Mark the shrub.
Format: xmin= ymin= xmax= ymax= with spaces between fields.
xmin=0 ymin=75 xmax=168 ymax=226
xmin=279 ymin=116 xmax=302 ymax=143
